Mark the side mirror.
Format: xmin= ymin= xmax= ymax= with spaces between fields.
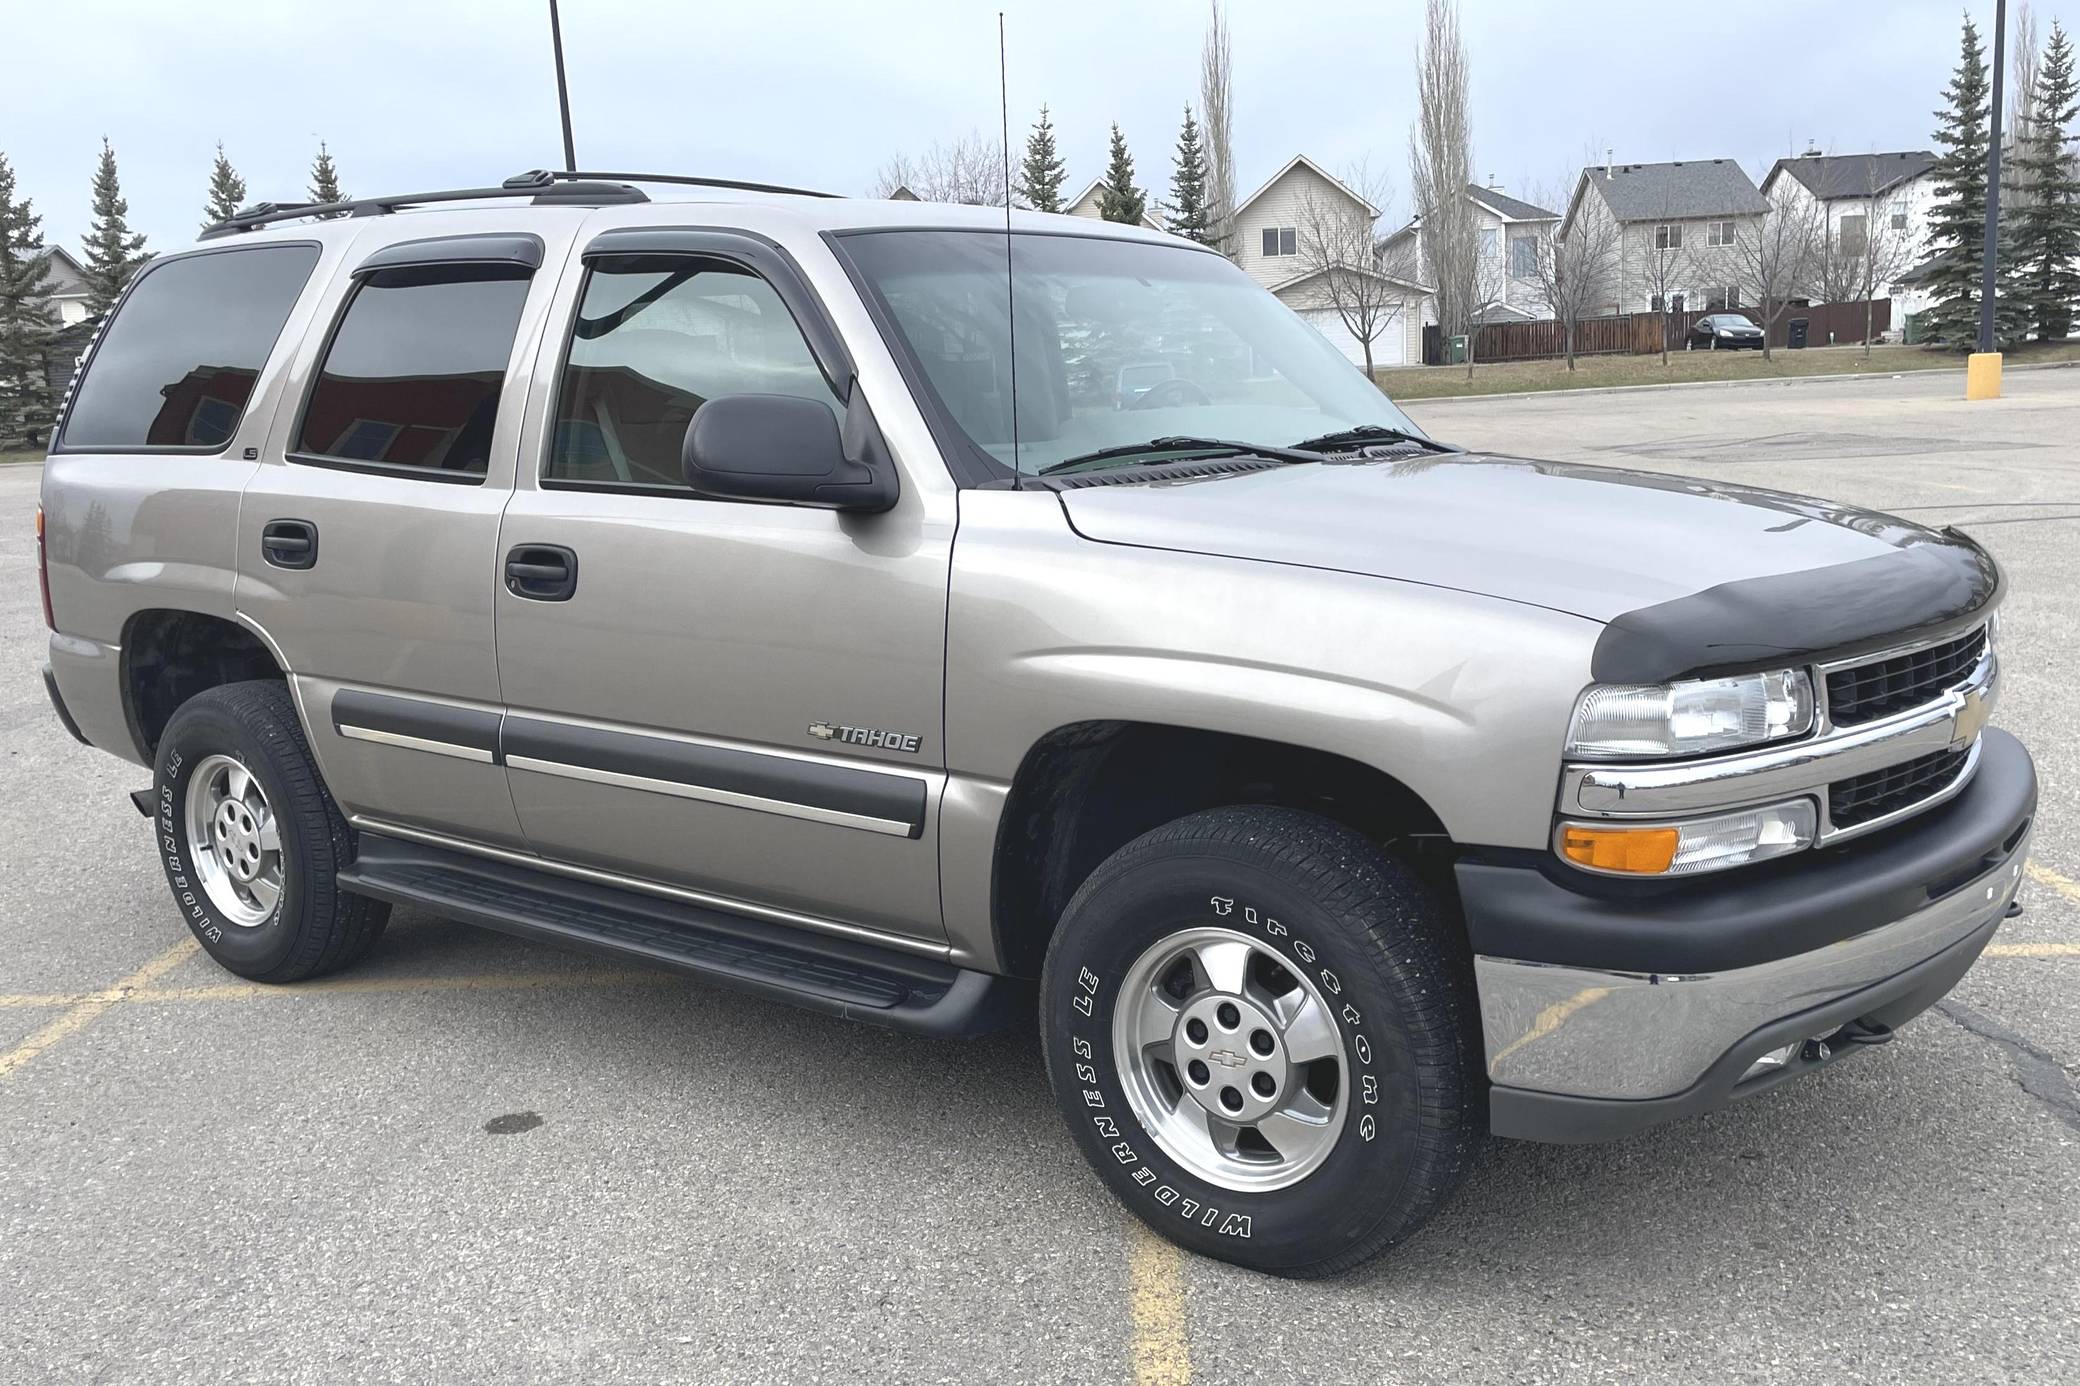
xmin=681 ymin=393 xmax=897 ymax=512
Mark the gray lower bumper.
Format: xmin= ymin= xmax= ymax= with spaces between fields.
xmin=1478 ymin=830 xmax=2028 ymax=1142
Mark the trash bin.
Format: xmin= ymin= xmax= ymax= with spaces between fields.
xmin=1788 ymin=318 xmax=1809 ymax=350
xmin=1446 ymin=334 xmax=1469 ymax=364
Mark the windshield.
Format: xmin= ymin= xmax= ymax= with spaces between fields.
xmin=837 ymin=230 xmax=1422 ymax=479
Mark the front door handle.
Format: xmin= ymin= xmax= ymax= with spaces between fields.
xmin=261 ymin=519 xmax=318 ymax=570
xmin=505 ymin=544 xmax=578 ymax=601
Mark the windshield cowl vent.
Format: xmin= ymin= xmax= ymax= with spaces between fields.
xmin=1034 ymin=457 xmax=1294 ymax=491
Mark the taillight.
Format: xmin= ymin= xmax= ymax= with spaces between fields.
xmin=35 ymin=505 xmax=53 ymax=631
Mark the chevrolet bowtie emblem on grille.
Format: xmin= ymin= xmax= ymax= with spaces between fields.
xmin=1208 ymin=1049 xmax=1246 ymax=1069
xmin=807 ymin=722 xmax=924 ymax=754
xmin=1951 ymin=687 xmax=1992 ymax=749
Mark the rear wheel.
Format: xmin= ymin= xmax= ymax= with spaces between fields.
xmin=1040 ymin=806 xmax=1481 ymax=1277
xmin=153 ymin=680 xmax=387 ymax=981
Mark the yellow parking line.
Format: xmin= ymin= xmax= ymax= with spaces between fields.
xmin=2027 ymin=861 xmax=2080 ymax=905
xmin=1984 ymin=942 xmax=2080 ymax=958
xmin=0 ymin=937 xmax=199 ymax=1082
xmin=1125 ymin=1220 xmax=1193 ymax=1385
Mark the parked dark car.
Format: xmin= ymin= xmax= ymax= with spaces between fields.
xmin=1689 ymin=313 xmax=1765 ymax=350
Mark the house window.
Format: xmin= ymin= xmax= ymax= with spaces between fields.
xmin=1655 ymin=223 xmax=1683 ymax=250
xmin=1650 ymin=293 xmax=1665 ymax=313
xmin=1837 ymin=214 xmax=1868 ymax=258
xmin=1706 ymin=286 xmax=1742 ymax=312
xmin=1261 ymin=227 xmax=1297 ymax=257
xmin=1706 ymin=220 xmax=1735 ymax=247
xmin=1509 ymin=235 xmax=1537 ymax=278
xmin=1891 ymin=211 xmax=1909 ymax=230
xmin=1478 ymin=227 xmax=1498 ymax=258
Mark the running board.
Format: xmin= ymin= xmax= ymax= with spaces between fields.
xmin=338 ymin=834 xmax=1019 ymax=1037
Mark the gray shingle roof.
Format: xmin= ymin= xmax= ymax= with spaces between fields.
xmin=1769 ymin=151 xmax=1937 ymax=201
xmin=1467 ymin=185 xmax=1558 ymax=221
xmin=1584 ymin=159 xmax=1767 ymax=221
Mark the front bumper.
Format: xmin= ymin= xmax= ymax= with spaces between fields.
xmin=1464 ymin=728 xmax=2036 ymax=1143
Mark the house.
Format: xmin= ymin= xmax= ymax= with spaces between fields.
xmin=1063 ymin=177 xmax=1167 ymax=232
xmin=1377 ymin=181 xmax=1562 ymax=326
xmin=34 ymin=247 xmax=94 ymax=326
xmin=1561 ymin=158 xmax=1769 ymax=315
xmin=1230 ymin=154 xmax=1431 ymax=367
xmin=1762 ymin=149 xmax=1938 ymax=324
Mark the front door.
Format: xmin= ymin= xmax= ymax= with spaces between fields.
xmin=238 ymin=224 xmax=569 ymax=849
xmin=493 ymin=231 xmax=953 ymax=943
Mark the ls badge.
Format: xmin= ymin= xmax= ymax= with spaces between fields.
xmin=809 ymin=721 xmax=923 ymax=754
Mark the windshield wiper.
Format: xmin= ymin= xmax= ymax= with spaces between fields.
xmin=1287 ymin=424 xmax=1460 ymax=455
xmin=1037 ymin=436 xmax=1326 ymax=477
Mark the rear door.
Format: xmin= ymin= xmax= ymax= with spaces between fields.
xmin=237 ymin=225 xmax=571 ymax=848
xmin=491 ymin=227 xmax=954 ymax=942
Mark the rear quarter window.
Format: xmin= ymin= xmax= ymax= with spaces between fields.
xmin=58 ymin=244 xmax=320 ymax=452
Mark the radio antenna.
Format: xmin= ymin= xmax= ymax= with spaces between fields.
xmin=999 ymin=11 xmax=1021 ymax=482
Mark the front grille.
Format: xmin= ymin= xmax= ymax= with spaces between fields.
xmin=1826 ymin=628 xmax=1986 ymax=726
xmin=1828 ymin=747 xmax=1971 ymax=830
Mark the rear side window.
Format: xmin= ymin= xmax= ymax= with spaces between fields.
xmin=59 ymin=245 xmax=318 ymax=451
xmin=545 ymin=258 xmax=839 ymax=490
xmin=294 ymin=266 xmax=532 ymax=478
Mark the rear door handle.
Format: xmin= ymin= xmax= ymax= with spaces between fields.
xmin=505 ymin=544 xmax=578 ymax=601
xmin=261 ymin=519 xmax=318 ymax=570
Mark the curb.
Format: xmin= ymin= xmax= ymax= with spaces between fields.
xmin=1393 ymin=357 xmax=2080 ymax=407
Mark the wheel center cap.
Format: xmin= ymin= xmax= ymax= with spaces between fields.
xmin=213 ymin=803 xmax=262 ymax=881
xmin=1173 ymin=992 xmax=1289 ymax=1124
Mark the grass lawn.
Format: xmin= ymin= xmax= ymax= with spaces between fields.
xmin=1373 ymin=340 xmax=2080 ymax=400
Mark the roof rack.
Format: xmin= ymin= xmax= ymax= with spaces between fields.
xmin=199 ymin=168 xmax=839 ymax=240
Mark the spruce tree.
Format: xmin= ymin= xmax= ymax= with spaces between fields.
xmin=0 ymin=153 xmax=59 ymax=450
xmin=1922 ymin=16 xmax=2025 ymax=348
xmin=2011 ymin=21 xmax=2080 ymax=341
xmin=1096 ymin=123 xmax=1146 ymax=225
xmin=202 ymin=142 xmax=248 ymax=231
xmin=81 ymin=138 xmax=148 ymax=318
xmin=1167 ymin=105 xmax=1212 ymax=244
xmin=309 ymin=141 xmax=347 ymax=207
xmin=1017 ymin=105 xmax=1067 ymax=213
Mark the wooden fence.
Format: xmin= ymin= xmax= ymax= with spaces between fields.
xmin=1423 ymin=299 xmax=1893 ymax=365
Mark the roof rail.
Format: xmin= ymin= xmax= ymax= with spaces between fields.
xmin=198 ymin=167 xmax=840 ymax=240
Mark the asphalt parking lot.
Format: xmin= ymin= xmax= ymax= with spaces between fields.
xmin=3 ymin=368 xmax=2077 ymax=1384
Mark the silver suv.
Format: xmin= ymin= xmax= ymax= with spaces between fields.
xmin=38 ymin=172 xmax=2035 ymax=1277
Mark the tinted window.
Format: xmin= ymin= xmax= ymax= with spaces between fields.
xmin=546 ymin=259 xmax=839 ymax=489
xmin=295 ymin=266 xmax=531 ymax=476
xmin=60 ymin=245 xmax=318 ymax=450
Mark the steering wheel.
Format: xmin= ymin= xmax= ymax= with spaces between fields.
xmin=1129 ymin=377 xmax=1212 ymax=410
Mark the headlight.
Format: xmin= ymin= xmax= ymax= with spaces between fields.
xmin=1716 ymin=327 xmax=1732 ymax=336
xmin=1566 ymin=669 xmax=1814 ymax=760
xmin=1558 ymin=799 xmax=1817 ymax=876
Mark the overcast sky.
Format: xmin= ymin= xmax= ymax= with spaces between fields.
xmin=0 ymin=0 xmax=2033 ymax=252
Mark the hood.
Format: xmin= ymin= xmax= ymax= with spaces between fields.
xmin=1056 ymin=454 xmax=1985 ymax=625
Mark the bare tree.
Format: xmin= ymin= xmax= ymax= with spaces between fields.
xmin=1293 ymin=162 xmax=1403 ymax=376
xmin=1528 ymin=174 xmax=1620 ymax=369
xmin=1634 ymin=190 xmax=1697 ymax=364
xmin=1199 ymin=1 xmax=1237 ymax=257
xmin=1847 ymin=168 xmax=1917 ymax=356
xmin=1728 ymin=176 xmax=1826 ymax=361
xmin=870 ymin=131 xmax=1007 ymax=205
xmin=1407 ymin=0 xmax=1478 ymax=373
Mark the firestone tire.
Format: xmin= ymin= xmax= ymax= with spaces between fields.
xmin=153 ymin=680 xmax=388 ymax=982
xmin=1040 ymin=806 xmax=1481 ymax=1278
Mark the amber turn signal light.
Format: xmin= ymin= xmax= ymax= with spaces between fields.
xmin=1559 ymin=824 xmax=1680 ymax=874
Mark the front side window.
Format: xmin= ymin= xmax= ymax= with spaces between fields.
xmin=295 ymin=266 xmax=531 ymax=477
xmin=1655 ymin=223 xmax=1683 ymax=251
xmin=60 ymin=245 xmax=318 ymax=451
xmin=838 ymin=229 xmax=1421 ymax=480
xmin=1261 ymin=227 xmax=1297 ymax=257
xmin=545 ymin=257 xmax=840 ymax=489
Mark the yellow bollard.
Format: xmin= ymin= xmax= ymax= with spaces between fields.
xmin=1965 ymin=351 xmax=2003 ymax=400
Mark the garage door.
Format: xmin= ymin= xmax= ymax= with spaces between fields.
xmin=1299 ymin=307 xmax=1405 ymax=368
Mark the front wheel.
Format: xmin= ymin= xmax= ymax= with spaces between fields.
xmin=1040 ymin=806 xmax=1481 ymax=1277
